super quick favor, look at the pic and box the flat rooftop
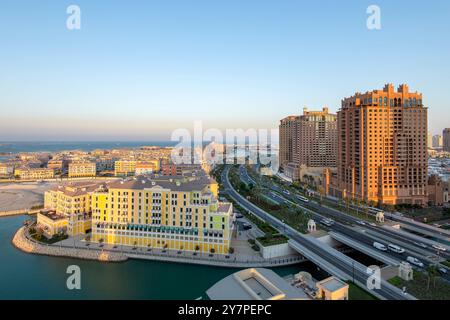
[39,210,66,221]
[206,268,309,300]
[317,277,348,292]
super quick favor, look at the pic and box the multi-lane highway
[223,165,416,300]
[240,165,450,266]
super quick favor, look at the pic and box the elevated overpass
[328,232,400,266]
[222,166,416,300]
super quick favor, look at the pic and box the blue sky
[0,0,449,141]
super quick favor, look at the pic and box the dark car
[242,223,253,230]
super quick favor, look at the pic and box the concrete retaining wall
[12,226,128,262]
[256,240,297,259]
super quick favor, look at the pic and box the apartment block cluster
[37,166,235,254]
[0,146,174,180]
[428,128,450,152]
[279,84,448,207]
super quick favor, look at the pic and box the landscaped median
[12,226,128,262]
[388,271,450,300]
[346,282,378,300]
[227,165,312,233]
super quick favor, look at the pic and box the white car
[320,218,335,227]
[432,244,447,252]
[438,267,448,275]
[369,223,377,227]
[356,220,366,226]
[406,256,424,268]
[388,244,405,254]
[373,242,388,251]
[414,242,427,249]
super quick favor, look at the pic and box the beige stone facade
[336,84,428,206]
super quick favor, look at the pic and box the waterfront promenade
[12,226,305,268]
[0,208,42,218]
[12,226,128,262]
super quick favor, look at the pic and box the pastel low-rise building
[47,159,67,174]
[37,210,68,238]
[135,160,160,175]
[0,162,14,177]
[161,163,202,176]
[68,161,96,178]
[14,167,55,180]
[44,181,105,236]
[114,160,137,176]
[315,277,349,300]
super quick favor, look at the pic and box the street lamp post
[352,261,355,283]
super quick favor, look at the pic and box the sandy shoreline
[0,182,57,211]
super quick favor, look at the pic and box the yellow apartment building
[68,161,97,178]
[0,163,14,177]
[43,182,103,236]
[114,160,137,176]
[135,160,160,175]
[36,211,68,238]
[14,167,55,180]
[91,174,234,254]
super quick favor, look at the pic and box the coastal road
[242,165,450,262]
[222,165,415,300]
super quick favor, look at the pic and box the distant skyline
[1,0,449,141]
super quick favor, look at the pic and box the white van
[373,242,387,251]
[388,244,405,254]
[406,256,424,268]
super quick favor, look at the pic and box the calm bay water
[0,215,324,300]
[0,142,322,299]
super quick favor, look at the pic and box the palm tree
[210,248,215,256]
[345,197,350,213]
[427,265,439,290]
[364,207,370,219]
[194,245,200,255]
